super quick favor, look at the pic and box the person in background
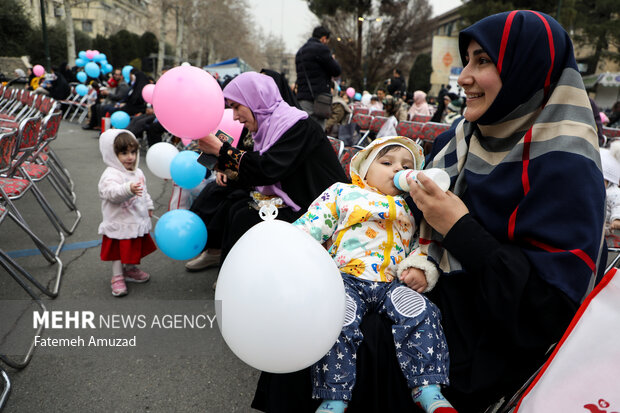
[386,68,406,98]
[407,90,433,120]
[296,26,342,129]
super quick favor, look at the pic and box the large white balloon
[215,220,345,373]
[145,142,179,179]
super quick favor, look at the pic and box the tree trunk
[63,0,76,65]
[157,1,167,78]
[175,7,184,66]
[196,43,203,67]
[356,17,363,88]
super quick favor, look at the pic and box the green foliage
[458,0,619,74]
[0,0,33,56]
[408,54,432,93]
[140,32,159,57]
[26,23,90,67]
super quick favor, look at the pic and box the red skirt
[100,234,157,264]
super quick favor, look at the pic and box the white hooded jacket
[98,129,153,239]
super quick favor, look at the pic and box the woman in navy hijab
[407,10,606,411]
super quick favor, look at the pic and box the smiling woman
[407,10,607,410]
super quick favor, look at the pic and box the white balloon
[145,142,179,179]
[181,62,191,67]
[216,220,345,373]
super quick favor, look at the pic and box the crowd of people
[4,8,617,413]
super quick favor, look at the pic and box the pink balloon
[214,108,244,147]
[346,87,355,98]
[181,138,193,146]
[152,66,224,140]
[33,65,45,77]
[142,84,155,104]
[85,50,96,60]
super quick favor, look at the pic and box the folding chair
[68,93,90,123]
[419,122,451,152]
[395,120,425,144]
[0,199,63,297]
[412,114,432,123]
[0,250,47,369]
[351,113,372,146]
[339,145,364,182]
[349,106,370,123]
[0,366,9,410]
[32,111,74,193]
[602,126,620,139]
[0,121,68,253]
[365,115,389,144]
[326,135,344,159]
[11,116,81,236]
[369,109,385,117]
[25,111,76,202]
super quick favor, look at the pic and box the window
[82,20,93,33]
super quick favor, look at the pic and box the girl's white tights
[112,260,123,277]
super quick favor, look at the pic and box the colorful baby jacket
[294,182,415,282]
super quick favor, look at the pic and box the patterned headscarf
[223,72,308,210]
[420,11,605,303]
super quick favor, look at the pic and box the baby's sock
[412,384,456,413]
[316,399,348,413]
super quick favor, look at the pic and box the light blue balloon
[75,58,86,67]
[110,111,130,129]
[154,209,207,260]
[76,71,87,83]
[84,61,100,78]
[78,51,87,60]
[102,63,113,75]
[94,53,107,62]
[122,65,133,83]
[170,151,207,189]
[75,84,88,96]
[354,92,362,101]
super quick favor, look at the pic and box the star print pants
[312,274,450,401]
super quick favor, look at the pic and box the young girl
[98,129,156,296]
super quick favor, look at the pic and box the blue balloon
[75,84,89,96]
[154,210,207,260]
[94,53,107,62]
[122,65,133,83]
[75,58,86,67]
[101,63,113,75]
[76,71,87,83]
[84,61,100,78]
[78,51,87,60]
[170,151,207,189]
[110,111,130,129]
[354,92,362,101]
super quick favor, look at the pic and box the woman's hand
[198,134,224,155]
[408,172,468,236]
[215,171,227,187]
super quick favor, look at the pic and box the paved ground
[0,121,260,412]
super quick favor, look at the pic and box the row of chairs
[0,86,80,409]
[59,84,93,123]
[350,105,434,124]
[350,113,451,148]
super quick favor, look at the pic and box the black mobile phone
[196,130,235,170]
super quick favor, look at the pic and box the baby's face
[365,147,414,196]
[117,149,137,171]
